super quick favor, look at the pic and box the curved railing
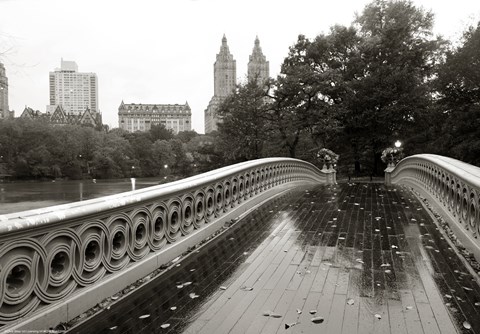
[386,154,480,256]
[0,158,330,329]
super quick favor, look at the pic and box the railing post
[384,164,395,185]
[324,168,337,185]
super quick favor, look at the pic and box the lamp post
[131,166,136,190]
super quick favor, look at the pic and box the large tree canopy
[433,21,480,165]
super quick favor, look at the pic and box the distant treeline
[0,120,226,180]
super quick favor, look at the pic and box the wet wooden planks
[183,183,465,334]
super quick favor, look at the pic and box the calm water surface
[0,178,165,215]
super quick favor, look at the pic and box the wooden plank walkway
[69,183,480,334]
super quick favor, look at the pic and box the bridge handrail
[387,153,480,257]
[0,157,331,328]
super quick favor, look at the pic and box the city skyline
[1,0,479,133]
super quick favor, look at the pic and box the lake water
[0,178,166,215]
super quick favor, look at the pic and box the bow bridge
[1,155,480,333]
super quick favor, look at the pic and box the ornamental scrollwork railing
[386,154,480,249]
[0,158,330,328]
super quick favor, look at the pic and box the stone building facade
[118,101,191,134]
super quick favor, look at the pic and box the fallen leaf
[183,281,192,286]
[109,326,117,330]
[220,286,227,290]
[111,296,119,300]
[160,324,170,329]
[296,309,302,314]
[176,285,183,289]
[391,245,398,249]
[172,256,181,263]
[375,314,382,320]
[385,269,392,274]
[170,306,177,310]
[270,313,282,318]
[189,293,199,299]
[380,263,391,267]
[311,316,324,324]
[445,294,452,299]
[463,287,473,291]
[475,302,480,306]
[406,306,413,310]
[285,322,298,329]
[139,314,150,319]
[464,321,471,329]
[262,311,271,316]
[347,298,355,305]
[242,287,253,291]
[309,310,317,314]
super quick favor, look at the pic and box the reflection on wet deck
[69,183,480,334]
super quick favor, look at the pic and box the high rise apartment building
[0,62,11,119]
[204,36,269,133]
[48,59,98,115]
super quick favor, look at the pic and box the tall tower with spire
[248,36,269,85]
[0,62,11,119]
[205,35,237,133]
[214,35,237,97]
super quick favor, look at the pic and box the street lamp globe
[394,140,402,148]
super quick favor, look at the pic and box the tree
[217,80,270,161]
[434,21,480,165]
[342,0,443,174]
[151,140,175,175]
[149,124,174,142]
[268,36,319,158]
[176,130,198,143]
[169,139,190,175]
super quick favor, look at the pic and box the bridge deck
[70,183,480,334]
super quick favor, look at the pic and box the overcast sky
[1,0,479,133]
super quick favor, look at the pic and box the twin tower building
[204,35,270,133]
[118,35,269,134]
